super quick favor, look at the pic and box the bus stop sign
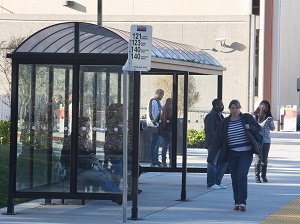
[128,25,152,71]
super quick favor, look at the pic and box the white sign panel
[128,25,152,71]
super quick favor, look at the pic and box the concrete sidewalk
[1,131,300,223]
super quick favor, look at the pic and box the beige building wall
[1,0,250,15]
[0,0,256,114]
[0,14,255,113]
[2,0,300,123]
[272,0,300,120]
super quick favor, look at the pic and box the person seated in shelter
[104,103,124,188]
[60,116,122,199]
[104,103,143,194]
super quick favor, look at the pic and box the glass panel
[140,74,173,168]
[76,66,126,194]
[16,64,72,192]
[176,75,185,168]
[185,75,218,169]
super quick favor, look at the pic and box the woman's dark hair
[164,98,172,115]
[162,98,172,133]
[253,100,272,122]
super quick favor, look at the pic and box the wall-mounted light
[63,1,74,7]
[215,38,226,47]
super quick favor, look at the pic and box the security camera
[215,38,226,42]
[215,38,226,47]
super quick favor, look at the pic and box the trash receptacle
[139,119,151,162]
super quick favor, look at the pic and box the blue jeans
[149,127,162,163]
[77,168,122,193]
[110,158,123,186]
[162,129,172,161]
[227,150,253,205]
[254,143,270,165]
[207,149,228,187]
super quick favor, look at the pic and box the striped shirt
[227,119,252,151]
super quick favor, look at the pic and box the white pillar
[258,0,266,103]
[272,0,281,120]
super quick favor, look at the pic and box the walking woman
[207,99,261,211]
[253,100,275,183]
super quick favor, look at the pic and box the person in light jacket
[207,99,261,212]
[252,100,275,183]
[146,89,164,167]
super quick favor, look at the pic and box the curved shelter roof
[11,22,224,75]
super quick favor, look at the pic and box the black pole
[171,73,178,168]
[29,65,36,189]
[70,62,80,195]
[105,71,110,108]
[6,60,18,215]
[217,75,223,100]
[180,72,189,201]
[118,71,122,103]
[45,65,54,205]
[64,68,70,140]
[92,73,98,152]
[97,0,102,26]
[130,71,141,220]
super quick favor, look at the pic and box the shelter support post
[130,71,141,220]
[180,72,189,201]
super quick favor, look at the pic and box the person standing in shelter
[252,100,275,183]
[204,99,228,190]
[207,99,261,211]
[146,89,164,167]
[161,98,172,167]
[52,94,63,131]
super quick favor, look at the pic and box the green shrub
[0,144,10,208]
[16,148,60,189]
[187,129,206,148]
[0,119,11,208]
[0,119,34,208]
[0,119,10,145]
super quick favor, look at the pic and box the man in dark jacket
[204,99,228,190]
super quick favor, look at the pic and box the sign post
[122,25,152,222]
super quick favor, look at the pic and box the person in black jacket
[204,99,228,190]
[207,100,261,212]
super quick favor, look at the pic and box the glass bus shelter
[6,22,224,218]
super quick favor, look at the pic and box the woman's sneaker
[218,184,227,189]
[209,184,221,190]
[239,204,246,211]
[234,204,240,210]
